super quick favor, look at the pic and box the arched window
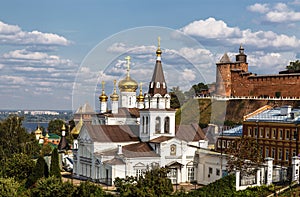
[156,82,160,88]
[146,117,149,133]
[129,97,132,106]
[170,144,176,156]
[142,116,145,133]
[164,117,170,133]
[155,117,161,133]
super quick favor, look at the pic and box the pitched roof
[75,103,96,114]
[100,142,159,158]
[103,158,125,165]
[101,107,140,118]
[84,124,139,142]
[149,136,173,143]
[175,123,206,142]
[148,60,168,96]
[218,53,231,63]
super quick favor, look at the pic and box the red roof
[175,123,206,142]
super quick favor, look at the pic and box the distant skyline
[1,0,300,110]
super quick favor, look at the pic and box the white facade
[120,92,136,108]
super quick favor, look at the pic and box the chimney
[117,145,123,155]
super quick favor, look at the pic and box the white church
[72,39,208,185]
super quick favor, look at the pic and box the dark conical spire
[58,123,69,151]
[148,37,167,96]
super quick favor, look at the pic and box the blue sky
[1,0,300,110]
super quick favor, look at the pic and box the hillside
[176,98,300,126]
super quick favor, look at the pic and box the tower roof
[219,53,231,63]
[148,37,168,96]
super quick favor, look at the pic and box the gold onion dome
[137,83,144,102]
[118,56,138,92]
[35,127,42,134]
[99,81,108,102]
[110,80,119,101]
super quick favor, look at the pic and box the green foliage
[114,167,173,197]
[286,60,300,71]
[226,136,263,176]
[26,156,49,188]
[0,116,40,158]
[31,176,75,197]
[0,177,21,197]
[1,153,35,182]
[74,181,106,197]
[184,82,208,98]
[41,143,53,156]
[170,86,186,109]
[48,119,66,136]
[50,148,61,180]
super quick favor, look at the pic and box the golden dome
[137,82,144,102]
[34,127,42,134]
[110,80,119,101]
[99,81,108,102]
[118,76,138,92]
[118,56,138,92]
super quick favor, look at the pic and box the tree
[226,136,263,176]
[1,153,35,183]
[184,82,208,98]
[26,156,49,188]
[114,167,173,197]
[0,177,21,197]
[169,86,186,109]
[48,119,66,136]
[0,116,40,158]
[31,176,75,197]
[286,60,300,71]
[49,148,61,180]
[74,181,106,197]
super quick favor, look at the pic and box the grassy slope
[176,99,300,126]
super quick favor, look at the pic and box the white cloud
[247,3,270,13]
[248,2,300,23]
[181,17,241,39]
[181,17,300,50]
[0,20,70,46]
[182,69,196,81]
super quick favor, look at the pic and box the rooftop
[220,125,243,137]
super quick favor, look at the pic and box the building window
[155,117,161,133]
[279,129,283,139]
[293,149,296,157]
[266,128,270,138]
[272,148,275,158]
[156,82,160,88]
[136,169,145,178]
[216,169,220,176]
[218,140,222,148]
[142,116,145,133]
[150,82,154,88]
[278,149,282,160]
[254,127,258,137]
[146,117,149,133]
[222,140,226,148]
[164,117,170,133]
[285,149,289,161]
[170,144,176,156]
[286,129,290,140]
[248,127,252,136]
[163,82,166,89]
[293,130,297,140]
[187,166,195,182]
[272,129,277,139]
[266,147,269,157]
[209,167,213,174]
[260,127,264,138]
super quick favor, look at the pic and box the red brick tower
[215,45,248,96]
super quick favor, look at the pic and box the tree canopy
[50,148,61,180]
[114,167,173,197]
[226,136,263,176]
[286,60,300,71]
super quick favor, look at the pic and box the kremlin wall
[215,46,300,98]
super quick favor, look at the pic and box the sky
[1,0,300,110]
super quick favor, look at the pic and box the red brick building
[215,46,300,98]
